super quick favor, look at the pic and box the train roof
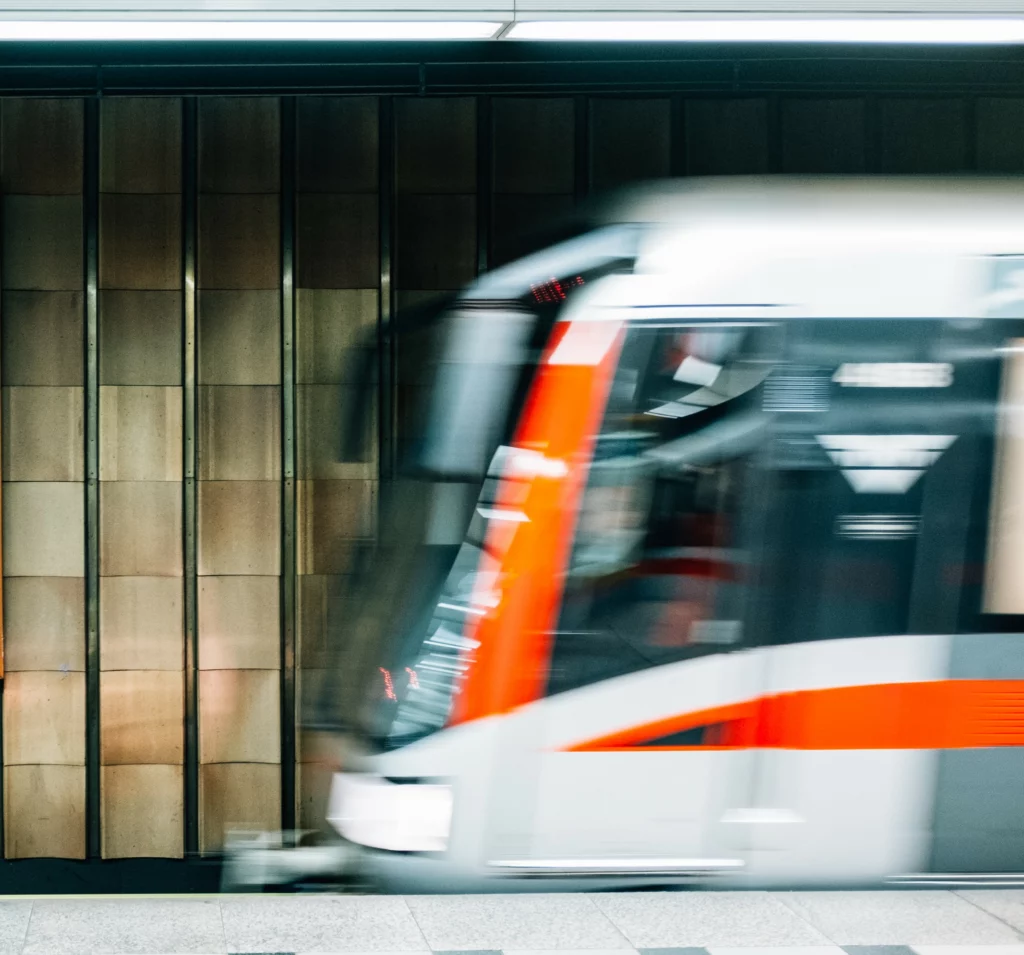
[575,178,1024,319]
[598,176,1024,232]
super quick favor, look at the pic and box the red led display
[530,275,585,304]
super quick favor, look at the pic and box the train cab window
[545,323,775,698]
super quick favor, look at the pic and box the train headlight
[327,773,453,853]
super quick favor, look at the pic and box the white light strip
[507,18,1024,44]
[0,20,502,41]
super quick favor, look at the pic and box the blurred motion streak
[227,178,1024,893]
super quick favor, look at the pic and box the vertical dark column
[964,97,978,171]
[767,94,783,173]
[84,95,101,863]
[670,94,688,177]
[865,96,881,174]
[574,95,590,203]
[378,97,396,483]
[476,95,492,276]
[279,96,297,837]
[182,96,199,857]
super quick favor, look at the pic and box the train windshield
[306,225,640,749]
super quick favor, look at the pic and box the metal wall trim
[670,93,687,177]
[476,94,492,276]
[5,49,1024,98]
[280,94,297,838]
[964,95,978,170]
[182,95,199,858]
[574,94,590,203]
[767,92,783,172]
[84,94,101,863]
[865,94,881,173]
[379,96,396,484]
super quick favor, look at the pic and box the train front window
[361,229,641,751]
[546,323,777,698]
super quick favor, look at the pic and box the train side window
[544,323,773,698]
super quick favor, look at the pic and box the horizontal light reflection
[508,18,1024,44]
[0,19,502,41]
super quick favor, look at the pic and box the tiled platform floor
[0,889,1022,955]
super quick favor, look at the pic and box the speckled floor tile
[0,901,32,955]
[22,898,227,954]
[405,894,631,951]
[222,896,428,954]
[780,892,1019,946]
[955,891,1024,936]
[589,892,831,949]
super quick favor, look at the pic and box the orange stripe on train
[564,680,1024,751]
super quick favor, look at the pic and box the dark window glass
[546,323,776,697]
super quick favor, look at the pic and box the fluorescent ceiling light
[0,19,502,41]
[507,18,1024,44]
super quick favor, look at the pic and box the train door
[485,317,781,873]
[749,314,1024,882]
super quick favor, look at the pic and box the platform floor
[0,889,1022,955]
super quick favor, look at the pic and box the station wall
[2,91,1023,861]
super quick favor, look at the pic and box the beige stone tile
[297,96,378,193]
[2,98,83,195]
[99,386,182,481]
[2,386,84,482]
[198,481,280,576]
[880,97,966,174]
[99,194,181,290]
[1,291,83,386]
[200,762,280,854]
[296,574,348,670]
[4,670,85,765]
[102,763,183,858]
[198,290,280,385]
[395,194,476,291]
[2,195,83,291]
[198,195,280,290]
[100,481,183,577]
[492,193,573,268]
[297,756,334,833]
[493,97,575,194]
[686,97,770,175]
[297,480,376,575]
[297,384,375,480]
[590,97,671,191]
[101,97,182,194]
[3,482,85,577]
[296,193,378,290]
[100,576,182,671]
[99,290,182,386]
[781,98,867,174]
[200,668,280,764]
[199,97,280,194]
[5,764,85,859]
[101,670,183,765]
[4,577,84,672]
[197,386,281,481]
[395,97,476,194]
[198,576,279,670]
[295,288,376,384]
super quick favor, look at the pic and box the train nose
[327,773,454,854]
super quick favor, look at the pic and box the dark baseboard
[0,857,223,895]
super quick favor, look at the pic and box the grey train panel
[931,633,1024,873]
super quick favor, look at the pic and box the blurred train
[243,179,1024,891]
